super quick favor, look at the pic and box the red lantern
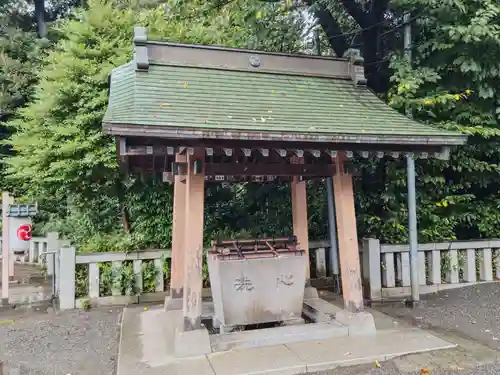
[16,224,32,241]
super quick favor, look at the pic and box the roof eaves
[102,123,468,147]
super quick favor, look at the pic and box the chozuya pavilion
[103,27,467,357]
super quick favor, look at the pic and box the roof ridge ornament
[133,26,149,71]
[346,48,367,87]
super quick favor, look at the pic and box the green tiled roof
[103,62,466,145]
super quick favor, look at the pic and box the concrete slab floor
[300,333,500,375]
[317,290,414,331]
[211,320,348,352]
[285,328,455,373]
[117,304,456,375]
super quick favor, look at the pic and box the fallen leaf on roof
[184,82,189,88]
[252,118,257,122]
[160,103,170,107]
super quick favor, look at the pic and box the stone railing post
[59,246,76,310]
[46,232,59,276]
[315,247,327,278]
[361,238,381,301]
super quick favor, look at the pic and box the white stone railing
[361,238,500,300]
[58,240,331,310]
[0,232,61,266]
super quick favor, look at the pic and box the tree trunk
[34,0,47,38]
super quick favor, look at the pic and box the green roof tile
[103,62,466,146]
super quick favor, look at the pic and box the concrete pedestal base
[219,323,238,335]
[163,296,183,311]
[334,310,376,336]
[304,286,319,299]
[174,327,212,357]
[117,305,457,375]
[303,297,376,336]
[281,317,305,326]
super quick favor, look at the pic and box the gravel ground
[307,362,500,374]
[376,282,500,350]
[0,307,122,375]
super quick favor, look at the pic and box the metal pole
[314,26,341,293]
[404,13,420,303]
[326,179,340,290]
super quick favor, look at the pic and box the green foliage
[4,0,306,251]
[357,0,500,243]
[74,256,169,299]
[142,260,158,293]
[3,0,500,273]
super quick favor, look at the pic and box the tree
[356,0,500,242]
[232,0,397,93]
[6,0,306,247]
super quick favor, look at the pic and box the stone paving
[116,301,456,375]
[0,263,45,285]
[0,263,52,307]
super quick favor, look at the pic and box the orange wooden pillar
[291,176,310,280]
[333,154,364,312]
[181,148,205,331]
[166,154,187,310]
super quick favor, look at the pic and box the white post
[382,253,396,288]
[495,250,500,280]
[429,250,441,285]
[133,260,142,294]
[88,263,100,299]
[46,232,59,276]
[445,250,459,284]
[479,248,493,281]
[1,192,12,304]
[154,258,164,292]
[59,246,76,310]
[315,247,327,278]
[418,252,426,285]
[362,238,381,300]
[29,240,35,263]
[463,249,476,282]
[111,261,123,296]
[401,252,411,287]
